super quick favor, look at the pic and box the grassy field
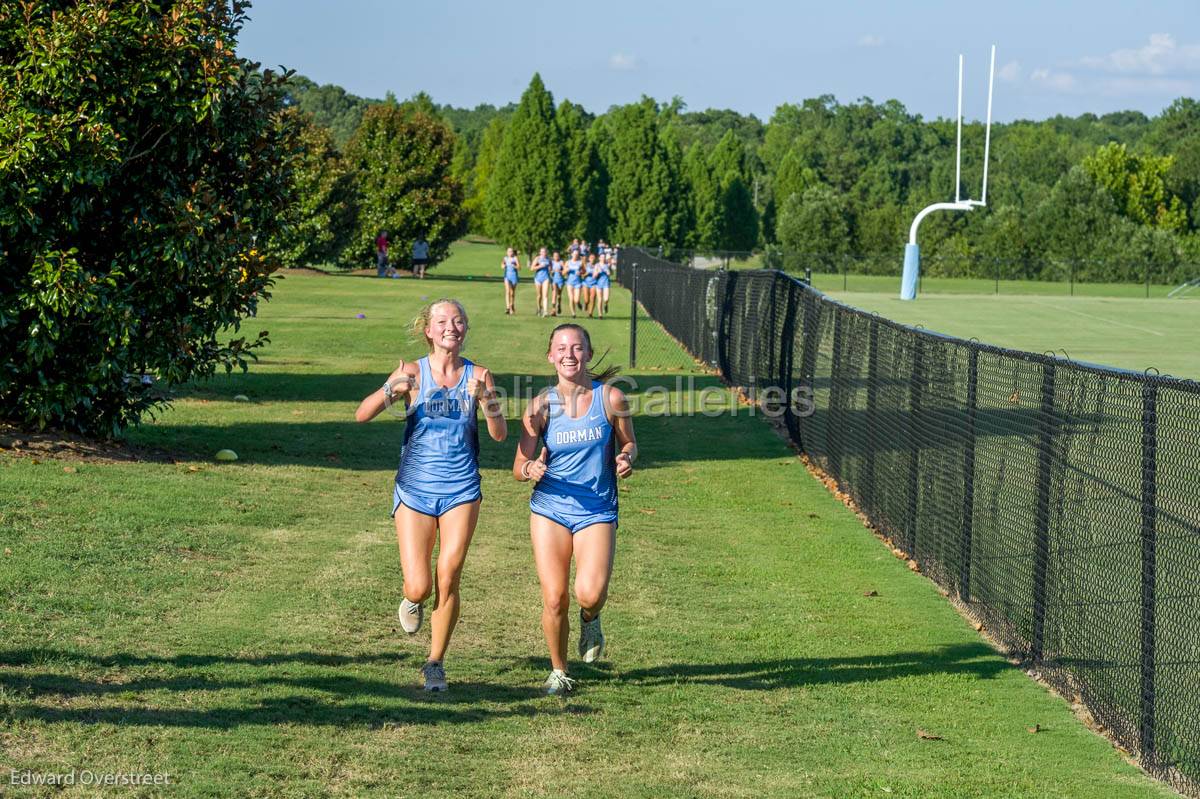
[821,289,1199,379]
[0,241,1178,797]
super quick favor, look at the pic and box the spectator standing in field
[502,247,521,315]
[513,323,637,695]
[354,299,507,692]
[376,230,390,278]
[412,236,431,279]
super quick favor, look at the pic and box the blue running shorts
[393,484,482,518]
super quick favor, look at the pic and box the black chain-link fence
[620,247,1200,796]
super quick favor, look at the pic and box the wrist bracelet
[381,381,394,401]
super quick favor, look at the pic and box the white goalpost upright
[900,45,997,300]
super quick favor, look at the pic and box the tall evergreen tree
[605,99,689,248]
[557,100,608,241]
[716,172,759,251]
[466,116,506,233]
[683,144,719,248]
[486,74,572,255]
[708,131,759,250]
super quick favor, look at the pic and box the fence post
[864,322,880,512]
[629,262,638,369]
[717,271,739,381]
[828,310,845,481]
[799,292,820,408]
[1145,261,1151,298]
[905,337,924,556]
[1031,360,1056,662]
[780,280,801,446]
[1140,381,1159,766]
[960,346,979,602]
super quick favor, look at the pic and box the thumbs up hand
[384,359,415,403]
[467,366,492,401]
[524,447,549,482]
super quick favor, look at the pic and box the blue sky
[238,0,1199,122]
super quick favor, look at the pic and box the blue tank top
[504,255,518,271]
[396,357,479,496]
[531,382,617,514]
[533,256,549,274]
[551,259,564,275]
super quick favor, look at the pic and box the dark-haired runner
[513,324,637,695]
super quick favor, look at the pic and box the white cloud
[858,34,884,48]
[1079,33,1200,75]
[998,61,1021,82]
[1031,67,1077,92]
[608,52,638,71]
[1099,76,1194,96]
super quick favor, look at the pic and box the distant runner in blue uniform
[532,246,552,317]
[550,251,566,317]
[565,252,584,317]
[583,253,598,317]
[595,255,612,318]
[513,323,638,695]
[502,247,521,315]
[355,299,507,692]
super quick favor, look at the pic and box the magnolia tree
[0,0,300,435]
[342,103,466,268]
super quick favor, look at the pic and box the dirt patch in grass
[0,421,177,464]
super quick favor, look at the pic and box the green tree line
[287,74,1200,282]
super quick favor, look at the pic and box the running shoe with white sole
[578,611,605,663]
[421,660,447,692]
[398,598,423,634]
[543,669,576,696]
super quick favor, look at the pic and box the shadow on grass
[130,372,754,470]
[0,648,587,728]
[126,413,778,471]
[173,372,724,405]
[510,642,1009,691]
[615,642,1010,689]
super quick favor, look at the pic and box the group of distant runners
[502,239,618,318]
[355,297,636,696]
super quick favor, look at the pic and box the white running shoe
[421,660,447,692]
[578,611,605,663]
[398,598,423,634]
[544,669,576,696]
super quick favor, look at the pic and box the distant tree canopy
[285,71,1200,281]
[343,104,466,266]
[263,112,358,270]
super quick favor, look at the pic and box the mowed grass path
[0,242,1175,798]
